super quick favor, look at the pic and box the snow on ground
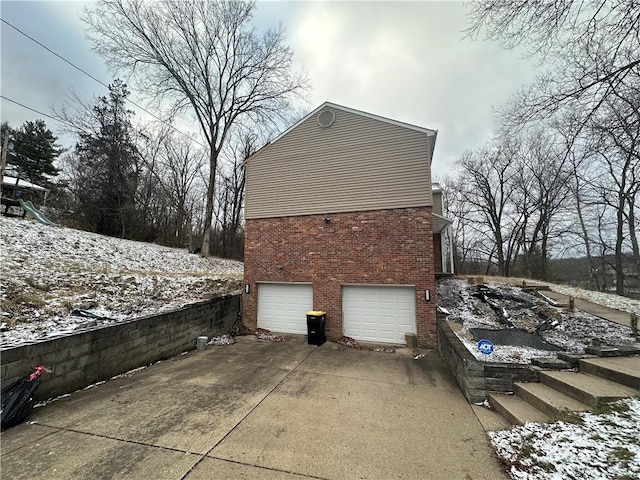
[549,284,640,316]
[489,398,640,480]
[438,279,636,364]
[440,278,640,479]
[0,216,243,346]
[489,276,640,316]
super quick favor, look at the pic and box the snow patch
[489,398,640,480]
[0,216,243,346]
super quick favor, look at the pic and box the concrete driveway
[1,336,507,479]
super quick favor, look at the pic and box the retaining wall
[0,294,240,400]
[437,314,539,403]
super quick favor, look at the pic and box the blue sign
[477,339,494,355]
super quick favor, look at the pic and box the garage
[257,283,313,334]
[342,285,416,344]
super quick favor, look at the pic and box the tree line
[2,0,306,260]
[446,0,639,298]
[1,81,249,259]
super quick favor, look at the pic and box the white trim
[433,212,453,225]
[255,281,313,285]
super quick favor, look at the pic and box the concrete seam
[179,345,318,480]
[23,423,202,456]
[205,455,331,480]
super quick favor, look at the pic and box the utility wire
[1,18,208,149]
[1,95,78,131]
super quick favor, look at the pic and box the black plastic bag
[1,366,47,430]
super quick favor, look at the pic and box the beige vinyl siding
[246,107,433,219]
[432,190,444,216]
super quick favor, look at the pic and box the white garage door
[258,283,313,334]
[343,285,416,344]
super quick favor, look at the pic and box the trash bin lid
[306,310,326,316]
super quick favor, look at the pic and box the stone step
[488,392,548,426]
[514,382,591,419]
[579,356,640,390]
[540,370,640,408]
[557,352,596,367]
[585,345,640,357]
[530,357,571,369]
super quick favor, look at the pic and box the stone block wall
[437,314,539,403]
[243,207,438,347]
[0,294,240,401]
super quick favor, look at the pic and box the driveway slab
[185,457,313,479]
[297,343,459,390]
[1,429,200,480]
[0,336,506,479]
[211,348,504,480]
[25,349,296,454]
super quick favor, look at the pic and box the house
[1,175,49,215]
[242,102,452,348]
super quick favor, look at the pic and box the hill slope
[0,216,243,346]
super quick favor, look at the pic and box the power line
[1,95,78,131]
[1,18,207,149]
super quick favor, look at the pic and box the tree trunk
[615,192,625,296]
[200,150,217,257]
[628,196,640,275]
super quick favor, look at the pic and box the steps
[489,392,548,425]
[489,355,640,425]
[579,356,640,390]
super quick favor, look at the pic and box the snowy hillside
[0,216,243,346]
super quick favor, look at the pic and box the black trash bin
[306,310,326,346]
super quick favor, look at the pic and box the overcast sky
[0,1,539,179]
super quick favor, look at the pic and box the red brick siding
[243,207,438,348]
[433,233,442,273]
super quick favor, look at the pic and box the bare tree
[83,0,308,256]
[466,0,640,123]
[456,140,524,276]
[589,91,640,295]
[510,130,573,279]
[442,175,495,274]
[136,125,207,248]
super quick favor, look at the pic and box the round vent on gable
[317,109,335,128]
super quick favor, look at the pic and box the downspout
[448,226,454,274]
[441,230,447,274]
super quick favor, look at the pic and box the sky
[0,1,540,179]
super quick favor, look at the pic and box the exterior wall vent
[317,109,335,128]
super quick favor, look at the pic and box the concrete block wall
[244,207,438,347]
[437,315,539,403]
[1,294,240,401]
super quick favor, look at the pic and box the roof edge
[249,101,438,160]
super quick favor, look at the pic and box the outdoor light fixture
[245,284,250,294]
[425,289,430,301]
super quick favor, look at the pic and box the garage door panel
[343,285,416,344]
[258,283,312,334]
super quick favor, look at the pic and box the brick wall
[0,294,240,401]
[243,207,437,347]
[433,233,442,273]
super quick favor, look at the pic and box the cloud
[2,0,539,178]
[268,1,538,177]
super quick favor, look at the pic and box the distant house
[1,175,48,214]
[242,102,452,348]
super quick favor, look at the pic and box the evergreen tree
[5,120,62,185]
[74,80,140,237]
